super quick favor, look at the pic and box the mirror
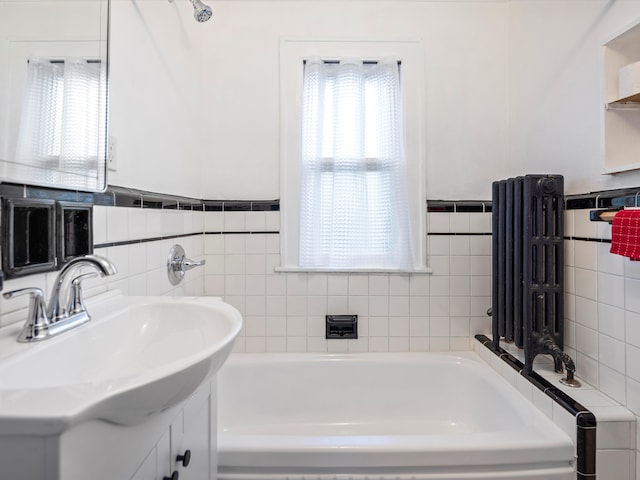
[0,0,109,192]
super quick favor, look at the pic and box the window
[299,58,412,270]
[280,39,426,272]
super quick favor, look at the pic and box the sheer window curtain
[14,57,105,189]
[299,57,414,270]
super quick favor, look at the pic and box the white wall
[508,0,640,195]
[108,0,205,198]
[200,0,509,201]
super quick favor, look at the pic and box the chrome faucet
[3,254,117,342]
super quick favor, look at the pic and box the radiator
[491,175,564,374]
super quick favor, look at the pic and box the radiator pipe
[533,332,581,388]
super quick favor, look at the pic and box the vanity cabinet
[131,378,216,480]
[0,378,218,480]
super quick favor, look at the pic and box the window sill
[274,266,433,274]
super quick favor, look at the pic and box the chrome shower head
[190,0,212,22]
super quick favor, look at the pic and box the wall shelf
[602,18,640,172]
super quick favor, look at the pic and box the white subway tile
[575,296,598,329]
[599,303,625,341]
[348,274,369,295]
[266,317,286,336]
[409,274,430,296]
[244,296,266,317]
[244,316,266,336]
[428,235,450,256]
[369,317,389,336]
[409,316,429,337]
[245,211,266,232]
[450,256,471,276]
[389,337,410,352]
[389,296,410,316]
[430,276,450,296]
[327,295,348,313]
[245,254,266,274]
[369,295,389,316]
[427,212,449,233]
[307,274,328,296]
[409,336,429,351]
[287,337,307,353]
[225,254,245,274]
[469,212,491,233]
[266,337,287,353]
[369,274,390,296]
[286,316,307,337]
[449,236,470,255]
[327,274,348,295]
[245,275,266,295]
[205,212,224,232]
[245,337,266,353]
[597,449,631,480]
[599,333,626,373]
[347,295,368,316]
[265,211,280,231]
[469,236,491,256]
[575,240,598,270]
[224,211,245,231]
[286,296,307,316]
[575,267,598,301]
[430,337,450,352]
[328,338,349,353]
[224,234,246,254]
[626,311,640,348]
[430,316,450,336]
[598,272,625,307]
[389,275,410,296]
[625,277,640,313]
[450,213,470,233]
[92,205,108,244]
[106,207,129,242]
[598,242,625,275]
[389,316,410,337]
[286,273,308,295]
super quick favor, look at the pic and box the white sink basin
[0,291,242,435]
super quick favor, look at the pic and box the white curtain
[14,57,105,189]
[299,57,413,270]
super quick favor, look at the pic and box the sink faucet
[3,254,117,342]
[47,254,117,322]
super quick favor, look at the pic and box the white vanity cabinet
[0,378,217,480]
[132,378,216,480]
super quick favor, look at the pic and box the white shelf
[603,18,640,172]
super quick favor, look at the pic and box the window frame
[279,39,427,273]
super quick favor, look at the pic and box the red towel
[610,209,640,261]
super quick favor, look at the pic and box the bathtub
[217,352,575,480]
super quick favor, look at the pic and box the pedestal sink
[0,291,242,436]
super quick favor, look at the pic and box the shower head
[190,0,212,22]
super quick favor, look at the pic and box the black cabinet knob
[163,471,179,480]
[177,449,191,467]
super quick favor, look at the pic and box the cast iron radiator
[491,174,572,377]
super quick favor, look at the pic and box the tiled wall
[564,206,640,478]
[202,206,493,354]
[0,204,205,328]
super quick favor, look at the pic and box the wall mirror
[0,0,109,192]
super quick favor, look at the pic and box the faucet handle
[67,272,98,316]
[3,288,50,342]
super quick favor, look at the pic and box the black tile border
[475,334,596,478]
[565,187,640,210]
[0,183,281,212]
[94,230,279,249]
[426,200,492,213]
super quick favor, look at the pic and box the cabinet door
[129,448,157,480]
[172,382,213,480]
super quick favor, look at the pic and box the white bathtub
[217,352,575,480]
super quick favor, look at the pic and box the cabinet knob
[163,471,179,480]
[177,449,191,467]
